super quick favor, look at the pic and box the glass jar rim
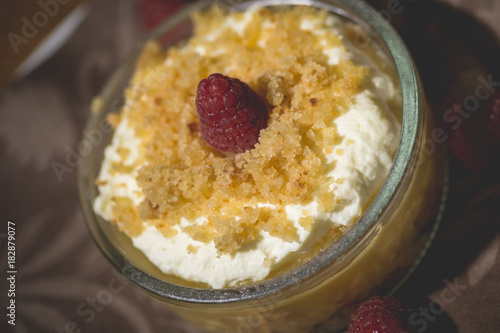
[78,0,420,304]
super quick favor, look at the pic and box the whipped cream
[94,7,401,288]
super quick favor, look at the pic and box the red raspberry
[444,103,495,173]
[348,296,411,333]
[196,74,268,154]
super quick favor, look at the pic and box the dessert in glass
[79,0,448,332]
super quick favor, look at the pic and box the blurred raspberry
[139,0,186,31]
[443,103,495,173]
[196,73,268,154]
[348,296,412,333]
[487,90,500,142]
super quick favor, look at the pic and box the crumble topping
[101,6,369,255]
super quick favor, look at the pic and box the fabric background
[0,0,499,332]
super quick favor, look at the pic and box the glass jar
[78,0,448,331]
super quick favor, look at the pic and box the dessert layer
[94,5,401,288]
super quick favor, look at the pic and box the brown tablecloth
[0,0,499,332]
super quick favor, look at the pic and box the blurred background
[0,0,499,332]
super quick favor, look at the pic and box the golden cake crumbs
[110,197,144,237]
[186,245,200,254]
[106,113,121,128]
[102,6,369,255]
[299,216,314,231]
[116,147,131,161]
[155,220,179,238]
[95,179,107,186]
